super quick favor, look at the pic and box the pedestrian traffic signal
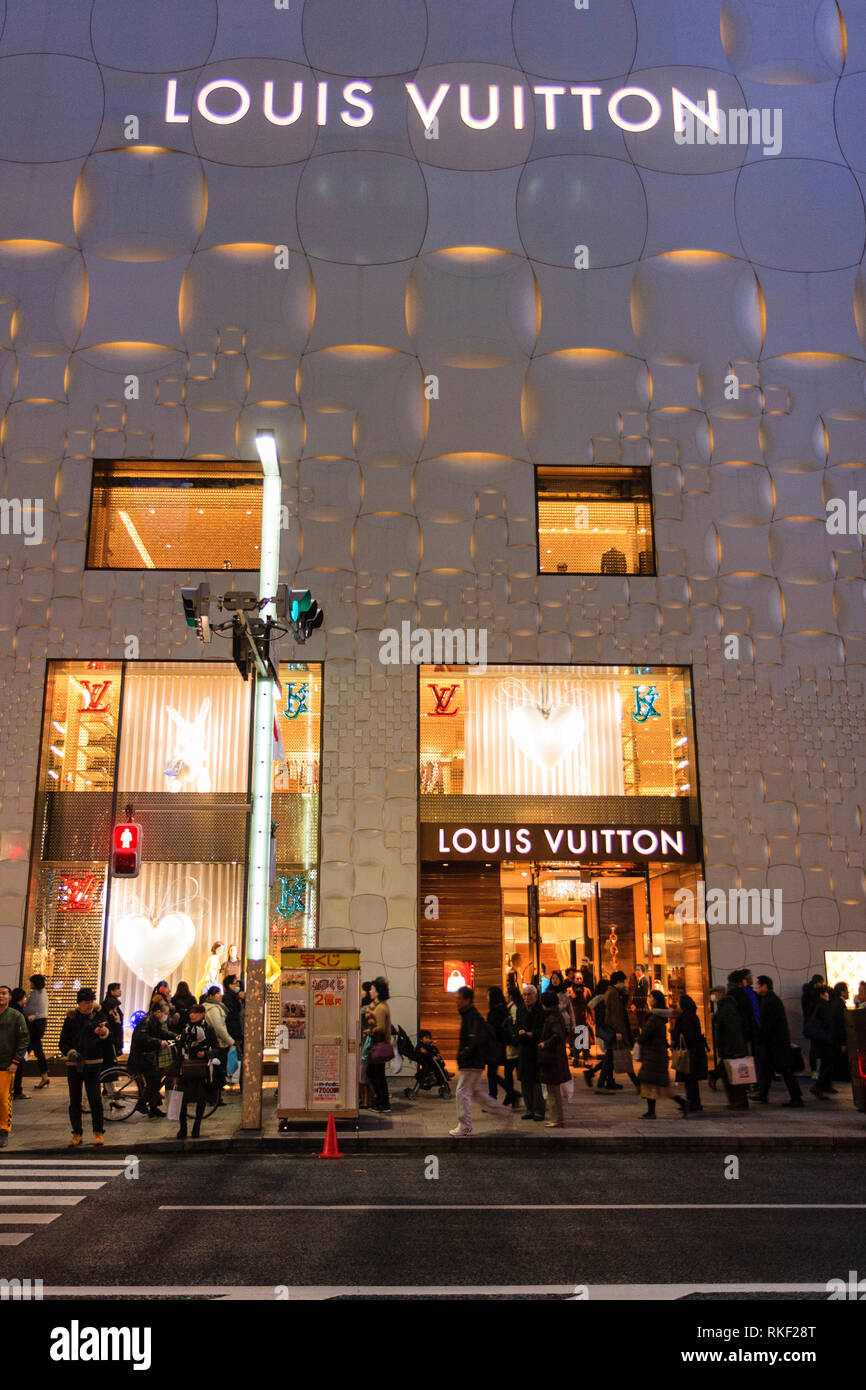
[111,821,142,878]
[286,588,324,644]
[180,582,211,643]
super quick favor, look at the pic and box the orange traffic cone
[318,1113,343,1159]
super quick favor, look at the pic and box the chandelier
[540,877,595,902]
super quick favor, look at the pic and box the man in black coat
[449,986,510,1137]
[755,975,803,1106]
[516,984,546,1121]
[58,987,111,1144]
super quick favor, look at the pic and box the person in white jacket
[202,986,232,1107]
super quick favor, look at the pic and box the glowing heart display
[507,704,585,770]
[112,911,196,981]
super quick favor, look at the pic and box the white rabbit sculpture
[164,698,212,793]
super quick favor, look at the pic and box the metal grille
[24,866,108,1055]
[420,794,695,827]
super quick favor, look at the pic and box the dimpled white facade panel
[0,0,864,1038]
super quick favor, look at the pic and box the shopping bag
[612,1047,633,1074]
[671,1047,691,1074]
[226,1045,239,1081]
[167,1085,183,1122]
[723,1055,756,1085]
[562,1078,574,1102]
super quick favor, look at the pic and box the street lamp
[241,430,284,1130]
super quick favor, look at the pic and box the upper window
[87,461,263,570]
[537,466,655,576]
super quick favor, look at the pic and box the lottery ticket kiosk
[278,948,361,1122]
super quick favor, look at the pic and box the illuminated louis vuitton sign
[163,77,720,138]
[421,822,698,862]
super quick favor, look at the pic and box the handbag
[369,1041,394,1064]
[724,1055,757,1085]
[181,1057,208,1080]
[612,1047,633,1073]
[167,1084,183,1122]
[671,1046,691,1074]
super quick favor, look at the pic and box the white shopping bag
[724,1055,757,1085]
[167,1085,183,1122]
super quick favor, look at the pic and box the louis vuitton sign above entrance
[422,823,698,863]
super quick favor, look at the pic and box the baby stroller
[400,1027,452,1099]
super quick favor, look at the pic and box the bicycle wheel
[100,1066,142,1121]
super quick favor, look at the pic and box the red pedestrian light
[111,822,142,878]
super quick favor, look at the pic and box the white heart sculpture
[507,704,585,770]
[113,911,196,981]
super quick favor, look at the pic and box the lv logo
[427,683,460,716]
[79,680,112,713]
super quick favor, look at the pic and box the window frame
[534,464,657,578]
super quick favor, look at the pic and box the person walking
[450,986,512,1137]
[715,971,751,1109]
[584,976,610,1088]
[707,986,726,1090]
[503,980,522,1105]
[636,990,677,1118]
[366,977,393,1114]
[599,971,637,1092]
[801,973,824,1075]
[568,973,592,1066]
[23,974,50,1090]
[9,989,29,1100]
[538,989,571,1127]
[755,975,803,1107]
[202,986,233,1106]
[129,999,175,1118]
[548,970,575,1062]
[222,975,245,1089]
[516,983,546,1121]
[671,993,708,1113]
[829,983,849,1085]
[175,1001,219,1139]
[0,984,29,1148]
[58,987,110,1146]
[486,986,519,1107]
[101,983,124,1056]
[806,985,836,1099]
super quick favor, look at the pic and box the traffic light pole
[242,435,283,1131]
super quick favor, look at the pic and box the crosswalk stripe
[0,1234,30,1245]
[0,1181,105,1190]
[0,1170,123,1178]
[2,1159,128,1166]
[0,1213,60,1224]
[1,1195,87,1206]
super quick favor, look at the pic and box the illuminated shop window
[536,466,655,576]
[87,461,264,570]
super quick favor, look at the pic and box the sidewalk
[3,1073,863,1155]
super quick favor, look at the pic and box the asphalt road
[2,1152,864,1299]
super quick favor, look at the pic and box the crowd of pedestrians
[0,968,245,1148]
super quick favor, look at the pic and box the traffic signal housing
[286,587,324,644]
[180,582,211,643]
[111,821,142,878]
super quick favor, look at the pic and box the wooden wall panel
[419,862,503,1062]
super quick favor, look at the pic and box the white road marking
[0,1234,30,1246]
[0,1213,60,1224]
[0,1195,87,1206]
[0,1170,123,1178]
[159,1202,866,1212]
[0,1159,127,1167]
[0,1181,105,1190]
[32,1282,841,1301]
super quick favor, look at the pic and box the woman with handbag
[366,977,393,1114]
[635,990,679,1118]
[538,989,571,1127]
[175,1002,218,1139]
[671,993,708,1113]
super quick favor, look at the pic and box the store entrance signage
[163,77,721,138]
[421,823,698,862]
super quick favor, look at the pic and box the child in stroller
[400,1027,452,1099]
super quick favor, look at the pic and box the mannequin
[222,944,241,979]
[204,941,225,989]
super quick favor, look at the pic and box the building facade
[1,0,865,1049]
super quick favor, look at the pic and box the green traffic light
[290,589,312,622]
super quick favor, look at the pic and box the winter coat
[456,1004,490,1070]
[129,1013,174,1074]
[827,995,847,1048]
[367,999,391,1046]
[203,998,233,1049]
[101,996,124,1056]
[0,1004,29,1069]
[672,1009,708,1080]
[487,1001,509,1065]
[223,988,244,1044]
[603,985,633,1046]
[538,1009,571,1085]
[636,1009,671,1088]
[516,1000,545,1084]
[569,984,589,1026]
[59,1008,111,1066]
[551,986,575,1033]
[171,993,195,1029]
[714,988,748,1058]
[757,990,792,1070]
